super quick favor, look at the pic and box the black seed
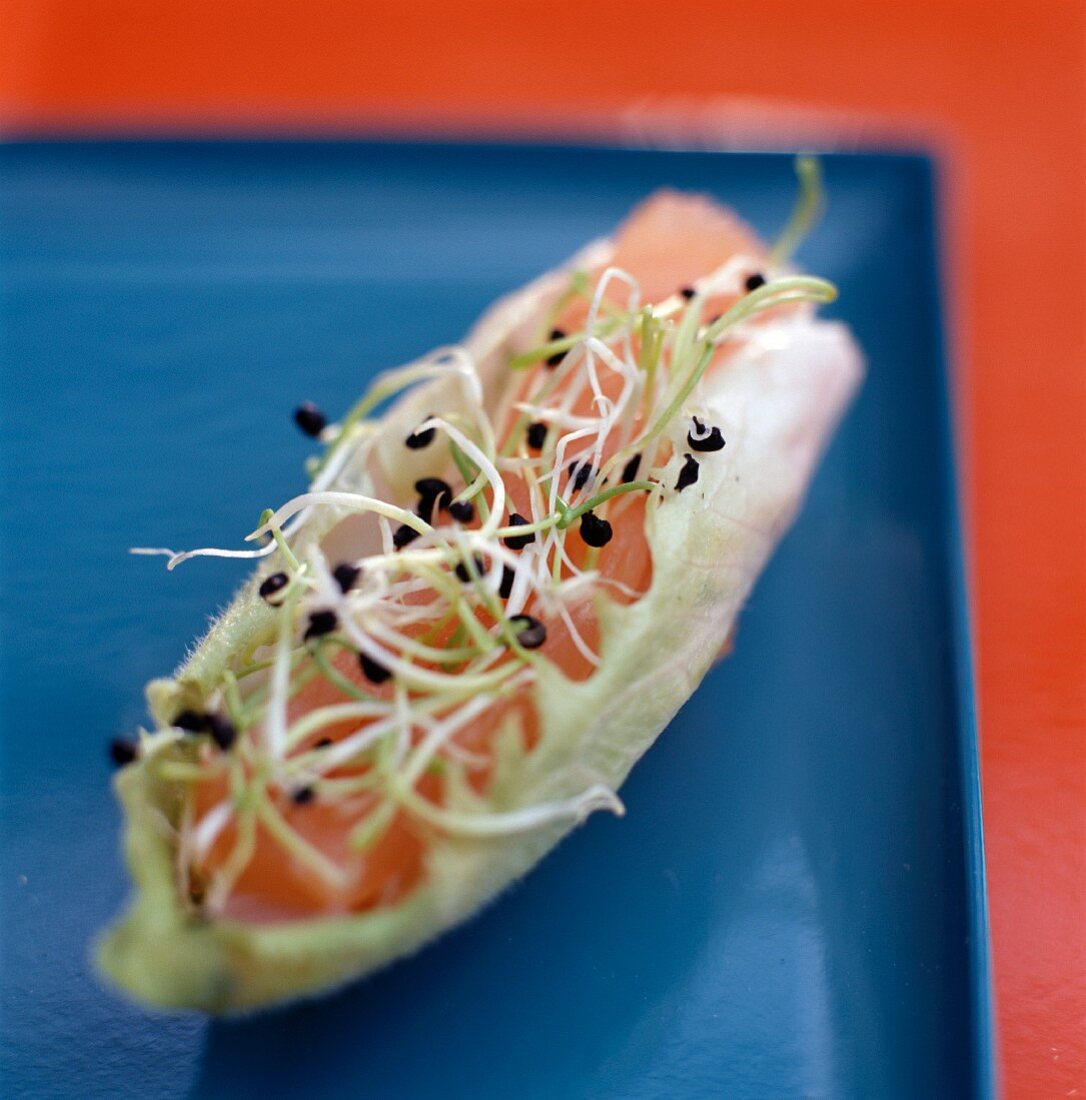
[294,401,327,438]
[526,421,548,451]
[503,513,535,550]
[578,510,613,548]
[174,707,234,750]
[415,476,452,500]
[259,571,289,603]
[291,785,316,805]
[207,714,237,752]
[679,285,697,299]
[621,453,642,484]
[405,419,436,450]
[109,738,138,766]
[676,453,700,492]
[315,737,333,748]
[174,709,210,733]
[744,272,767,292]
[686,416,726,453]
[499,565,515,600]
[393,523,421,549]
[304,610,338,640]
[510,614,547,649]
[448,499,475,523]
[415,477,453,523]
[568,459,596,492]
[332,562,361,593]
[545,328,567,368]
[359,652,392,684]
[455,555,487,583]
[415,476,452,505]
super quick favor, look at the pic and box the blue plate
[0,141,992,1098]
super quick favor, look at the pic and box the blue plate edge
[920,154,997,1099]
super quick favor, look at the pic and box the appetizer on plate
[98,162,862,1012]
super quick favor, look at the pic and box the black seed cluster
[503,513,535,550]
[545,329,567,368]
[686,415,726,453]
[448,499,475,523]
[173,709,235,751]
[578,510,613,548]
[294,402,327,438]
[174,709,209,733]
[676,453,700,492]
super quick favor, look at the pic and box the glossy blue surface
[0,142,990,1098]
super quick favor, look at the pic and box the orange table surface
[2,3,1084,1095]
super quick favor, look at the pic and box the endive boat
[98,164,862,1012]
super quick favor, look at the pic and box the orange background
[2,2,1083,1094]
